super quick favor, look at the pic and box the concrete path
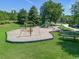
[62,24,79,31]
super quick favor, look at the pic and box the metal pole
[29,22,32,36]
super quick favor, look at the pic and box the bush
[0,20,11,25]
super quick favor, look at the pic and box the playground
[7,26,53,42]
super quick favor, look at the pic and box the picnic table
[60,30,79,40]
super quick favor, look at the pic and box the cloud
[25,0,34,5]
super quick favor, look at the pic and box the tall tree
[0,11,10,24]
[40,0,63,27]
[71,1,79,25]
[17,9,27,24]
[28,6,39,26]
[10,10,17,21]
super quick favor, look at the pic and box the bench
[60,30,79,40]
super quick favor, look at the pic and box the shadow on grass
[6,38,53,44]
[58,37,79,57]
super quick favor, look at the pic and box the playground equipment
[18,21,41,37]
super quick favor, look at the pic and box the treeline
[0,10,17,24]
[0,0,63,27]
[0,0,79,27]
[0,0,78,26]
[58,1,79,26]
[71,1,79,25]
[0,7,39,25]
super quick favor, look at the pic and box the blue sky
[0,0,76,15]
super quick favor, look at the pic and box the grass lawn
[59,25,72,31]
[0,23,79,59]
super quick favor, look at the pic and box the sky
[0,0,76,15]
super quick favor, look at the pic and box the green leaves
[17,9,27,24]
[10,10,17,21]
[28,6,39,26]
[71,1,79,25]
[0,11,10,24]
[40,0,63,27]
[0,0,63,27]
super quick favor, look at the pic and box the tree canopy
[0,11,10,24]
[40,0,63,27]
[0,0,63,27]
[10,10,17,21]
[71,1,79,25]
[17,9,27,24]
[28,6,39,26]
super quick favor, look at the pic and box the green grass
[59,25,71,31]
[0,23,79,59]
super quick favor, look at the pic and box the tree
[0,10,10,24]
[71,1,79,25]
[17,9,27,24]
[28,6,39,26]
[10,10,17,21]
[40,0,63,27]
[59,14,72,24]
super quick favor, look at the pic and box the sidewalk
[62,24,79,31]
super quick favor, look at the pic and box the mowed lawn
[0,23,79,59]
